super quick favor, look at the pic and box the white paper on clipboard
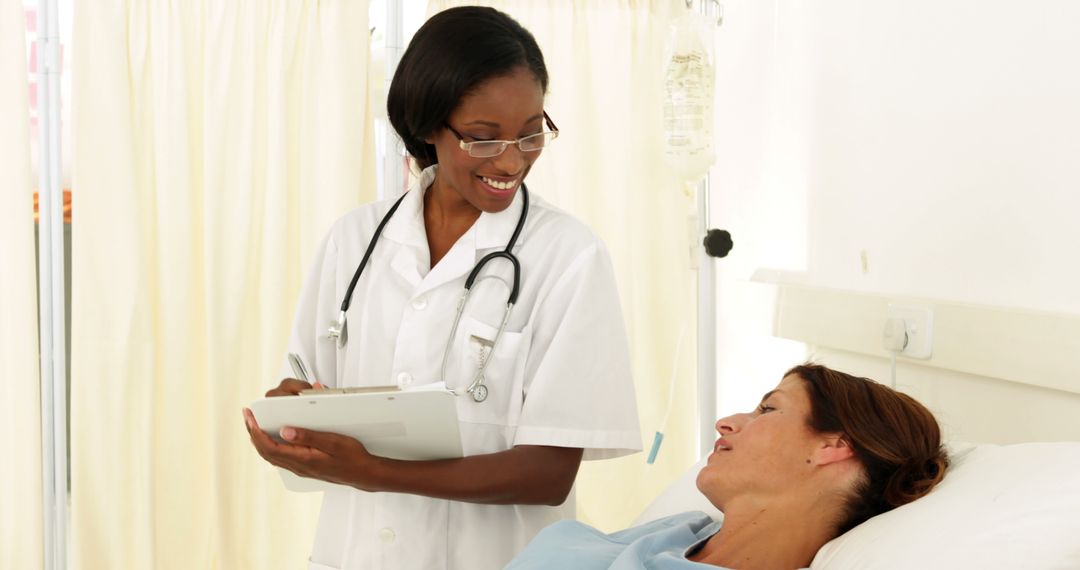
[249,388,463,492]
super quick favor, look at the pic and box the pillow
[632,456,721,526]
[635,443,1080,569]
[810,442,1080,569]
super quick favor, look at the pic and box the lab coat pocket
[455,316,529,427]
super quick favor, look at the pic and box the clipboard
[249,388,463,492]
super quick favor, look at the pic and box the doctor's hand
[264,378,324,397]
[243,408,380,489]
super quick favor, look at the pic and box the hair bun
[884,450,949,507]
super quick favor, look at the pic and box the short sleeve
[513,240,642,460]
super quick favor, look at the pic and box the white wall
[708,0,1080,443]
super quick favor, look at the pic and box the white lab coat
[285,166,642,570]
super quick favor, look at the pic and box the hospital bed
[635,441,1080,568]
[632,276,1080,567]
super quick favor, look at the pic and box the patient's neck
[687,494,843,570]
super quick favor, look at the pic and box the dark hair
[387,6,549,170]
[787,363,949,535]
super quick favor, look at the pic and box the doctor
[243,6,642,570]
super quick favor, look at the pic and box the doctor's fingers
[242,409,283,462]
[245,420,331,469]
[280,427,368,457]
[242,409,317,462]
[265,378,314,397]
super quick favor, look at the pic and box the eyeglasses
[444,111,560,158]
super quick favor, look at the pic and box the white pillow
[810,442,1080,569]
[635,443,1080,569]
[632,456,721,526]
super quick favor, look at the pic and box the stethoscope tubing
[330,184,530,402]
[341,193,409,314]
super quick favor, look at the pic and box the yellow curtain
[427,0,700,532]
[0,0,43,567]
[70,0,374,567]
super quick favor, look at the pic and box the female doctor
[243,6,642,570]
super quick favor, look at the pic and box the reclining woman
[508,363,949,569]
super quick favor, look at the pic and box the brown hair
[787,363,949,534]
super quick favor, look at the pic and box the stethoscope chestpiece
[327,311,348,348]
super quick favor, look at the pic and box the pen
[288,352,311,383]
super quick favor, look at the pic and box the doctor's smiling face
[386,6,552,218]
[426,66,548,215]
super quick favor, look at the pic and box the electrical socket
[886,304,934,359]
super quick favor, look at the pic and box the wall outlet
[887,304,934,359]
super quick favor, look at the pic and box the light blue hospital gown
[505,511,726,569]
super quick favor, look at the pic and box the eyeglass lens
[468,132,557,158]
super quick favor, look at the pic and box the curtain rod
[36,0,68,567]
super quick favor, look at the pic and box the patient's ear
[814,433,856,466]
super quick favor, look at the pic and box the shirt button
[379,528,396,543]
[396,372,413,388]
[411,297,428,310]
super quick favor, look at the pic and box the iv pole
[693,0,725,458]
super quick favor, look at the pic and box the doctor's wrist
[346,455,394,493]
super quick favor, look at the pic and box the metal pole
[695,178,716,458]
[37,0,68,566]
[695,0,720,459]
[383,0,405,197]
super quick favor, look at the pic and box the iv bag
[663,12,716,184]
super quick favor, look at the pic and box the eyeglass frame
[443,111,560,158]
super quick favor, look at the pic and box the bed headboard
[758,276,1080,444]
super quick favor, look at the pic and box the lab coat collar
[382,165,528,296]
[381,165,529,253]
[475,186,526,251]
[380,170,431,251]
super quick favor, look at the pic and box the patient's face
[696,374,821,508]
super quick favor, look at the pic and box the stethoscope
[327,184,529,403]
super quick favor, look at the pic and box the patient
[507,363,948,569]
